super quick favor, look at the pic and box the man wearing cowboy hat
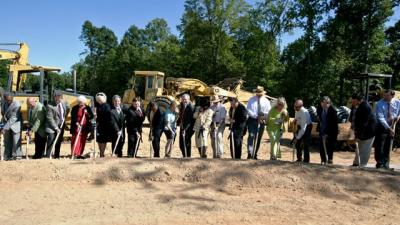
[246,86,271,159]
[210,95,227,158]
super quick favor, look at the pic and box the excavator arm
[0,50,20,61]
[0,43,29,65]
[165,77,237,98]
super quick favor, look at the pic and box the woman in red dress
[70,95,94,159]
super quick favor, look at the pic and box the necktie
[387,102,393,125]
[257,97,261,116]
[180,105,186,127]
[29,109,33,121]
[58,103,63,121]
[137,109,142,117]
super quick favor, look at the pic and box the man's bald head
[294,99,303,111]
[295,99,303,107]
[27,97,37,108]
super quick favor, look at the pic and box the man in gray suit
[1,93,22,160]
[46,91,69,158]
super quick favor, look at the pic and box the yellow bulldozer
[122,71,241,112]
[0,42,93,137]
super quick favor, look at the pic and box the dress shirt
[295,106,312,139]
[376,98,400,130]
[164,108,177,130]
[246,95,271,119]
[210,103,227,124]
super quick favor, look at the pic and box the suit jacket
[110,105,125,137]
[46,101,69,134]
[1,99,22,133]
[317,105,339,138]
[125,105,145,134]
[150,108,164,131]
[229,103,248,131]
[29,102,47,137]
[70,105,94,134]
[351,101,376,140]
[193,108,214,132]
[177,102,195,132]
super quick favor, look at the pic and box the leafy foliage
[2,0,397,112]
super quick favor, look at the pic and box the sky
[0,0,399,72]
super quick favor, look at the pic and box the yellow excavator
[0,43,92,138]
[0,43,62,120]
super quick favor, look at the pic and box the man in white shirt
[210,95,227,158]
[246,86,271,159]
[293,99,313,163]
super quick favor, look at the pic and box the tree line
[1,0,400,111]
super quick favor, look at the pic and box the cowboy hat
[210,95,221,103]
[253,86,266,94]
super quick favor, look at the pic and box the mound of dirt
[0,158,399,225]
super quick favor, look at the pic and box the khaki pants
[354,137,375,167]
[211,123,225,158]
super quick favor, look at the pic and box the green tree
[0,60,10,89]
[386,20,400,87]
[77,20,119,97]
[234,0,297,94]
[324,0,393,104]
[179,0,248,83]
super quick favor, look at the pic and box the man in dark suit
[317,96,339,164]
[110,95,125,158]
[350,93,376,167]
[46,91,69,158]
[125,98,146,157]
[177,94,195,157]
[229,98,248,159]
[1,93,22,160]
[149,102,164,158]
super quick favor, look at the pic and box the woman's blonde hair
[274,97,287,109]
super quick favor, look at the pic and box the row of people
[1,92,69,160]
[1,88,399,169]
[292,90,400,169]
[91,86,287,160]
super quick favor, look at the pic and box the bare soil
[0,129,400,225]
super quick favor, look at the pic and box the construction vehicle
[122,71,238,111]
[0,43,93,137]
[216,77,276,103]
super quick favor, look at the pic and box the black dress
[95,102,112,143]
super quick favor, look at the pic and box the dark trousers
[230,129,244,159]
[152,129,162,158]
[112,134,125,158]
[374,126,392,168]
[46,128,64,158]
[127,133,140,157]
[33,132,47,159]
[247,118,265,158]
[296,124,312,162]
[179,129,193,157]
[319,135,336,162]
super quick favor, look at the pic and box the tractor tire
[145,97,173,120]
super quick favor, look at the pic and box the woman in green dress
[266,97,288,160]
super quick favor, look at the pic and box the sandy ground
[1,129,400,225]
